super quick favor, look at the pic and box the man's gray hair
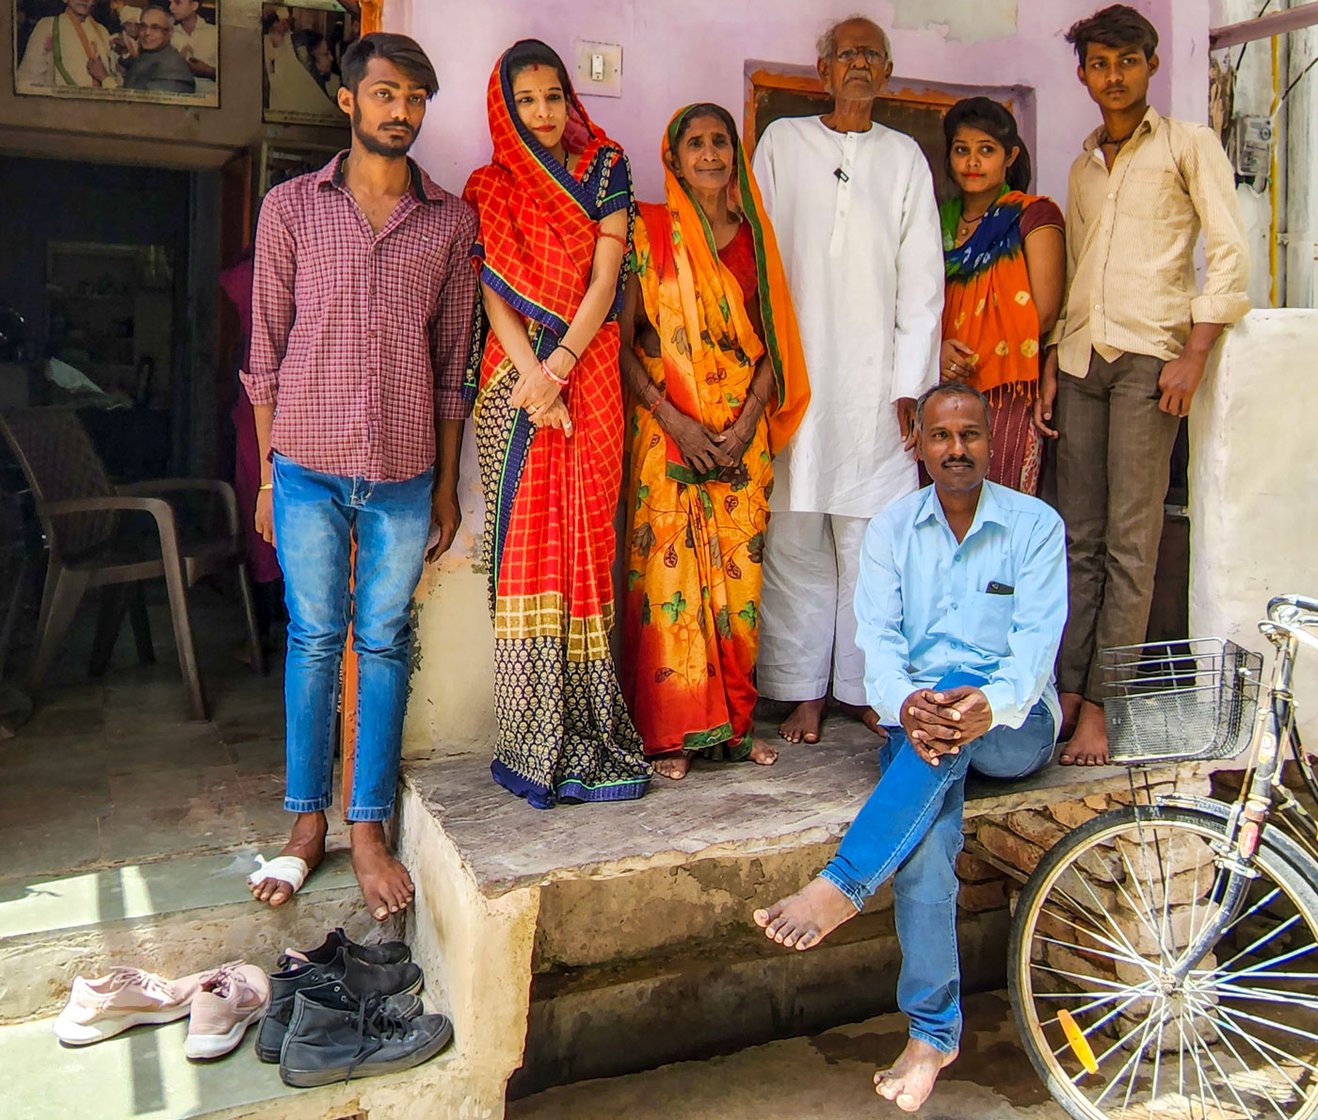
[817,14,893,65]
[915,381,991,429]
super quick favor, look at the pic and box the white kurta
[752,116,943,518]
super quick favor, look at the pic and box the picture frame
[13,0,221,109]
[258,139,342,195]
[261,0,357,127]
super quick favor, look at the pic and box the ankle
[350,821,390,849]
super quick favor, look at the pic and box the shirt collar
[316,151,444,203]
[1081,104,1161,153]
[914,481,1009,538]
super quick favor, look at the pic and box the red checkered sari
[463,46,649,808]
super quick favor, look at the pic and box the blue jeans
[819,670,1056,1053]
[272,454,432,823]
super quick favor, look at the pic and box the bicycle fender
[1157,791,1318,893]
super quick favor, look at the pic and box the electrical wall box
[1229,114,1273,184]
[573,40,622,98]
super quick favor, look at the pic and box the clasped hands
[510,350,574,436]
[899,685,994,767]
[663,408,756,476]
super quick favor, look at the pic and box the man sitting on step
[752,381,1066,1112]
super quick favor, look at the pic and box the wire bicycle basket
[1099,637,1263,765]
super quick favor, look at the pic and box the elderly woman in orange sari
[463,39,650,808]
[620,104,810,781]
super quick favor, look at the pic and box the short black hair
[1065,5,1159,65]
[916,382,991,429]
[943,97,1032,193]
[341,32,438,97]
[504,39,573,98]
[671,103,740,154]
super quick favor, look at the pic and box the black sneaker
[279,927,411,969]
[253,948,424,1063]
[279,988,453,1088]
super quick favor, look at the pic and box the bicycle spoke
[1190,998,1295,1119]
[1039,899,1160,963]
[1051,991,1152,1060]
[1211,981,1318,1013]
[1196,996,1318,1079]
[1194,995,1308,1105]
[1036,933,1160,972]
[1091,1005,1162,1106]
[1210,1000,1318,1046]
[1182,1007,1259,1120]
[1217,914,1304,973]
[1216,939,1318,983]
[1030,962,1140,991]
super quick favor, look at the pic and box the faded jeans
[272,454,431,822]
[819,670,1057,1053]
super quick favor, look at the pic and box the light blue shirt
[854,481,1066,733]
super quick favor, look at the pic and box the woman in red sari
[463,39,650,808]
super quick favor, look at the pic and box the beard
[351,102,417,158]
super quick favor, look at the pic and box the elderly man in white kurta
[752,15,943,745]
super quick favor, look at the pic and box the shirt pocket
[1119,169,1182,221]
[966,590,1015,656]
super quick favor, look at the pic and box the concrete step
[0,847,399,1023]
[0,1012,463,1120]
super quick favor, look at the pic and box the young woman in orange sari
[463,40,649,807]
[938,98,1065,494]
[620,104,810,781]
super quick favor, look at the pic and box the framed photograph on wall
[258,139,341,195]
[261,0,358,126]
[13,0,221,108]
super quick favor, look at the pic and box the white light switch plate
[573,39,622,98]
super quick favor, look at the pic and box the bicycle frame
[1156,593,1318,978]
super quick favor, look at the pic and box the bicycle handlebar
[1267,594,1318,621]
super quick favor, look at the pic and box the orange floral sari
[621,106,809,759]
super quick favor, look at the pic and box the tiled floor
[0,582,329,886]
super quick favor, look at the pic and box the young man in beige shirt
[1036,4,1249,765]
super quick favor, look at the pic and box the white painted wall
[1190,308,1318,745]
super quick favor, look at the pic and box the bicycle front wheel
[1009,803,1318,1120]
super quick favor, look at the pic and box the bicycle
[1008,593,1318,1120]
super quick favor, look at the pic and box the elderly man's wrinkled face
[918,393,991,494]
[818,19,892,102]
[138,9,172,50]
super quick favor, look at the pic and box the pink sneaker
[185,962,271,1060]
[54,968,204,1045]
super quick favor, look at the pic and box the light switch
[573,39,622,98]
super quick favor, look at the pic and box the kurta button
[951,603,959,610]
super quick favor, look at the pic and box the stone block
[976,823,1046,875]
[955,852,1001,883]
[1005,809,1068,850]
[957,879,1008,913]
[1051,801,1100,830]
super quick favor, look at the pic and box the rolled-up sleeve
[431,202,479,421]
[854,515,916,725]
[1185,125,1251,327]
[891,151,944,402]
[980,512,1068,730]
[244,190,296,406]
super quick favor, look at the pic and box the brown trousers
[1055,351,1180,700]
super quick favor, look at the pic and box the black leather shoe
[253,949,424,1063]
[279,988,453,1088]
[280,927,411,969]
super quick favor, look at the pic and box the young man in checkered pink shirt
[241,33,478,922]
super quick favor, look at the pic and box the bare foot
[1059,699,1109,766]
[1059,691,1083,741]
[249,811,327,908]
[749,739,778,766]
[752,876,858,950]
[779,697,826,744]
[835,701,890,740]
[875,1038,959,1112]
[350,821,415,922]
[652,753,692,780]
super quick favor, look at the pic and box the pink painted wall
[392,0,1206,207]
